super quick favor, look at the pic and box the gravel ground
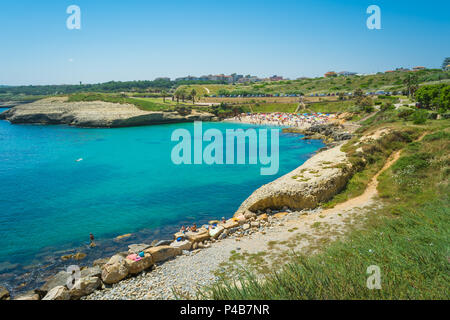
[83,201,379,300]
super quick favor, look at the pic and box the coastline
[0,113,352,298]
[0,97,216,128]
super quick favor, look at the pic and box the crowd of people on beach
[179,217,227,235]
[230,112,335,128]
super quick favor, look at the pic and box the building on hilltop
[269,75,284,81]
[338,71,357,76]
[412,66,426,71]
[324,71,337,78]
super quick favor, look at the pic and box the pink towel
[127,254,143,262]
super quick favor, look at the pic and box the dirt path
[323,150,402,215]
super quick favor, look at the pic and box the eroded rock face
[234,144,353,216]
[101,255,129,284]
[42,286,70,300]
[144,246,181,263]
[0,97,215,128]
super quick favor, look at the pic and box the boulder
[153,240,172,247]
[128,243,152,254]
[273,212,289,219]
[42,286,70,300]
[73,252,86,260]
[236,215,247,225]
[257,213,268,221]
[14,290,40,300]
[61,252,87,261]
[93,257,109,268]
[243,224,251,231]
[69,276,102,300]
[0,286,10,300]
[185,228,210,243]
[124,253,154,275]
[170,240,192,251]
[40,271,71,294]
[115,233,132,240]
[173,232,185,240]
[61,254,73,261]
[144,245,181,263]
[251,221,260,228]
[209,226,224,239]
[81,266,102,279]
[244,212,257,220]
[101,255,129,284]
[223,219,239,230]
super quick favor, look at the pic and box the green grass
[250,103,297,113]
[0,93,50,102]
[304,100,356,113]
[133,97,195,107]
[202,127,449,299]
[323,125,422,209]
[185,69,450,96]
[67,93,175,111]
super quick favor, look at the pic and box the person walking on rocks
[89,233,96,247]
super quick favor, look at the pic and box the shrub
[392,152,431,174]
[380,102,395,111]
[396,106,415,120]
[411,109,428,124]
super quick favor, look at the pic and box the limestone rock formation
[234,144,353,216]
[0,97,215,128]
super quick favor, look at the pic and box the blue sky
[0,0,449,85]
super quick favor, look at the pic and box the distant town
[155,65,443,84]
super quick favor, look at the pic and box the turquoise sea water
[0,111,324,291]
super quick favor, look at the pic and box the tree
[403,74,419,97]
[161,90,168,103]
[354,88,364,104]
[415,83,450,112]
[174,91,180,103]
[442,57,450,70]
[190,89,197,104]
[175,88,187,102]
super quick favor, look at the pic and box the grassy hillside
[202,113,450,300]
[67,93,177,112]
[185,69,450,97]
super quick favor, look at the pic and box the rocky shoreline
[0,118,355,301]
[0,97,215,128]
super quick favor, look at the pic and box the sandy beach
[224,112,336,129]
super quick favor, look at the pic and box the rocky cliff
[234,144,353,216]
[0,97,215,128]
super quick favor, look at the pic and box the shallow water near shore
[0,113,324,294]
